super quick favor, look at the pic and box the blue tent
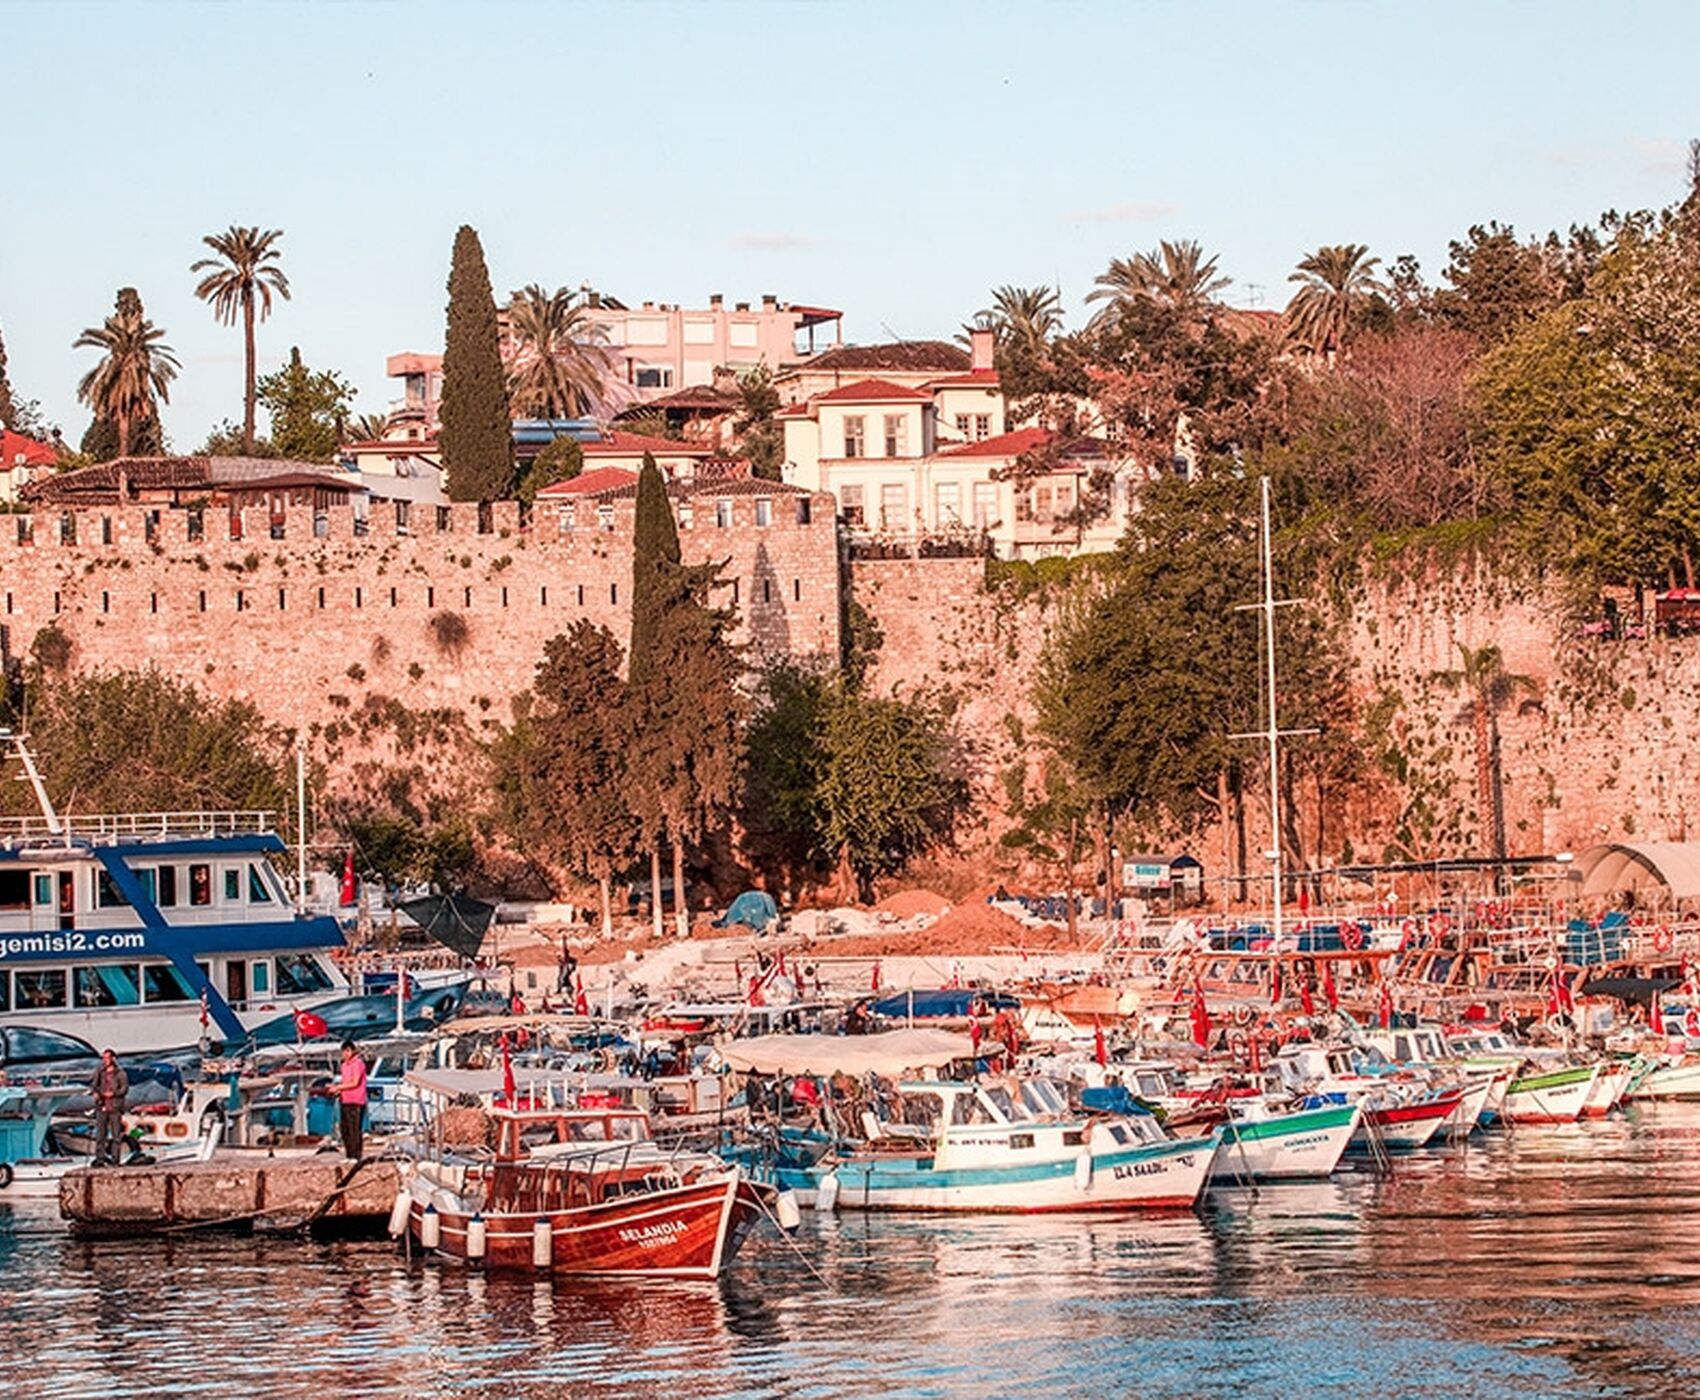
[713,890,780,933]
[869,988,1020,1020]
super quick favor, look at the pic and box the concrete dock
[59,1153,404,1234]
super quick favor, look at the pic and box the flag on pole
[294,1008,328,1040]
[1270,961,1283,1007]
[339,850,356,907]
[1299,978,1315,1017]
[1190,981,1212,1049]
[199,989,210,1031]
[500,1032,516,1103]
[1651,993,1665,1036]
[1093,1017,1108,1068]
[1378,980,1394,1030]
[871,959,882,992]
[574,976,589,1016]
[1321,960,1339,1011]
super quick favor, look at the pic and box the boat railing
[0,809,277,841]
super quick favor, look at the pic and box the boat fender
[1654,926,1675,954]
[467,1213,488,1262]
[435,993,455,1019]
[0,1163,12,1190]
[816,1170,840,1214]
[532,1217,553,1269]
[776,1190,802,1231]
[1074,1150,1093,1191]
[420,1203,441,1250]
[387,1189,412,1239]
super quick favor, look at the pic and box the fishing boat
[1210,1098,1362,1181]
[1500,1063,1601,1124]
[0,730,426,1055]
[398,1085,771,1278]
[1625,1057,1700,1101]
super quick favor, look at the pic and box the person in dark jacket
[90,1049,129,1165]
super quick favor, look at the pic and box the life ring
[1343,926,1365,951]
[1233,1005,1255,1027]
[1654,926,1674,954]
[163,1120,190,1139]
[1686,1008,1700,1038]
[1431,914,1452,938]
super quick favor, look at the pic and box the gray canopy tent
[1575,842,1700,906]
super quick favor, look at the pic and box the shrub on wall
[428,610,471,658]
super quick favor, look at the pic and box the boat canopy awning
[404,1068,635,1098]
[716,1029,975,1077]
[1575,842,1700,902]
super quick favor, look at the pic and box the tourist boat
[1499,1063,1601,1124]
[1581,1059,1637,1117]
[1625,1057,1700,1101]
[398,1082,771,1278]
[0,732,420,1055]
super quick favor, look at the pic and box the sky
[2,0,1696,448]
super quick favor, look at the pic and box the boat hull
[1353,1091,1462,1150]
[1213,1103,1360,1181]
[1626,1060,1700,1102]
[1502,1065,1600,1124]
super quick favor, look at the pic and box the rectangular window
[754,498,772,527]
[97,871,131,908]
[0,869,29,910]
[248,865,273,904]
[198,591,207,612]
[610,583,618,604]
[678,502,693,530]
[715,499,733,528]
[144,963,196,1004]
[275,955,332,995]
[1016,489,1035,524]
[235,589,246,611]
[761,578,772,603]
[317,587,326,609]
[793,578,801,601]
[14,968,66,1010]
[158,865,178,908]
[251,960,271,995]
[577,584,585,606]
[728,321,759,349]
[101,591,110,613]
[634,366,672,389]
[278,588,287,610]
[395,500,411,533]
[224,868,240,902]
[539,586,548,606]
[426,586,435,608]
[464,587,473,607]
[843,415,865,458]
[879,483,908,531]
[936,482,962,525]
[75,965,142,1008]
[33,873,53,906]
[135,868,157,903]
[389,587,398,607]
[955,413,970,435]
[841,484,865,527]
[975,414,991,441]
[682,318,715,345]
[795,497,811,525]
[0,969,7,1010]
[597,504,615,531]
[883,414,908,457]
[972,482,998,529]
[189,864,212,906]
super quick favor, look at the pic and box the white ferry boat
[0,733,359,1056]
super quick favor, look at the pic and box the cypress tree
[440,225,513,501]
[629,452,681,686]
[0,317,15,430]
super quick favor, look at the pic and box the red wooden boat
[402,1104,773,1278]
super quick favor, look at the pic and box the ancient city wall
[0,494,843,747]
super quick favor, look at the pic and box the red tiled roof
[938,427,1111,459]
[802,340,970,374]
[536,466,639,498]
[775,402,814,419]
[581,429,713,457]
[812,378,932,404]
[1,429,57,469]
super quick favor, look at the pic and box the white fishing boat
[1500,1063,1601,1123]
[1626,1057,1700,1101]
[1209,1098,1362,1181]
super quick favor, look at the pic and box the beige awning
[716,1030,975,1077]
[1575,842,1700,902]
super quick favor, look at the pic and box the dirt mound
[827,895,1076,958]
[873,889,952,918]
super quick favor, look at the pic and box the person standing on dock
[90,1049,129,1165]
[336,1041,368,1159]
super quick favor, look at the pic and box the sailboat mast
[1260,476,1284,944]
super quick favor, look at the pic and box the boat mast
[295,738,308,916]
[1259,477,1284,944]
[2,728,64,837]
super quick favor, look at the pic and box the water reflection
[4,1117,1700,1398]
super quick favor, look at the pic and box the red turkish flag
[1093,1017,1108,1068]
[338,851,356,907]
[1190,981,1212,1049]
[294,1008,328,1040]
[1321,961,1339,1010]
[500,1032,516,1103]
[1300,979,1316,1017]
[573,976,589,1017]
[1378,981,1394,1030]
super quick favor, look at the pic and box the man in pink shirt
[336,1040,368,1159]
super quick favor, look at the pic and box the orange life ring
[1654,926,1674,954]
[163,1121,190,1139]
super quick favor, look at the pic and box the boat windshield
[1019,1080,1068,1118]
[980,1085,1019,1122]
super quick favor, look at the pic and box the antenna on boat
[1228,477,1316,946]
[295,737,308,916]
[0,728,64,837]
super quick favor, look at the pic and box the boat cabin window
[74,965,142,1008]
[248,865,273,904]
[156,866,178,908]
[32,874,52,906]
[1392,1035,1414,1062]
[900,1092,944,1131]
[0,869,30,910]
[1020,1080,1067,1116]
[5,1026,95,1061]
[143,963,197,1003]
[980,1085,1018,1122]
[276,955,333,995]
[1108,1124,1130,1145]
[224,869,240,902]
[189,864,212,906]
[96,872,131,909]
[251,960,270,995]
[13,968,67,1009]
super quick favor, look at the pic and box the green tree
[197,419,277,457]
[505,284,610,419]
[977,284,1064,352]
[1,668,289,817]
[735,364,784,480]
[1283,243,1388,363]
[74,287,177,459]
[0,316,15,430]
[191,226,291,455]
[492,621,638,934]
[347,412,392,443]
[1432,223,1557,344]
[257,346,356,461]
[441,225,514,501]
[626,453,742,937]
[1087,240,1231,330]
[514,433,584,505]
[740,663,834,892]
[1431,642,1540,865]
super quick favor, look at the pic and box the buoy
[816,1170,840,1214]
[1074,1150,1093,1191]
[532,1217,553,1269]
[467,1213,487,1261]
[775,1190,802,1231]
[387,1189,412,1239]
[420,1203,441,1250]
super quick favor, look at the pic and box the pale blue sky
[2,0,1694,447]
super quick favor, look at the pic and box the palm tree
[74,288,179,458]
[980,284,1064,351]
[191,226,291,454]
[1086,239,1230,328]
[1283,243,1386,364]
[1432,642,1541,867]
[504,284,611,419]
[347,411,393,443]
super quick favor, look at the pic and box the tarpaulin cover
[402,894,496,959]
[713,891,780,932]
[717,1029,976,1077]
[869,989,1020,1020]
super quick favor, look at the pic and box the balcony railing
[0,810,277,843]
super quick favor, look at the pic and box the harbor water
[5,1110,1700,1398]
